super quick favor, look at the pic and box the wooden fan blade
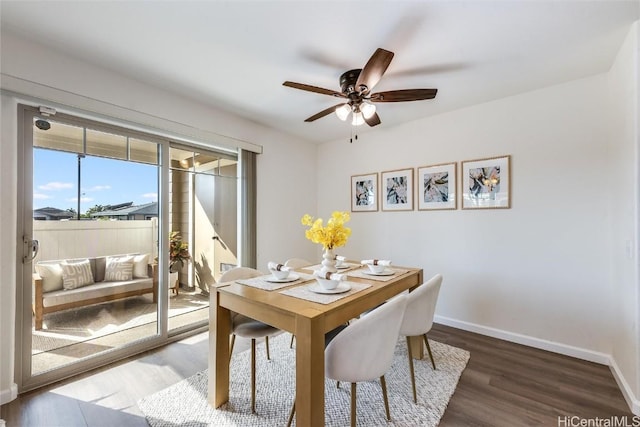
[304,103,348,122]
[364,112,381,127]
[356,48,394,94]
[283,81,345,98]
[370,88,437,102]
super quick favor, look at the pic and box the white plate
[362,269,395,276]
[336,264,350,270]
[308,282,352,294]
[264,274,300,283]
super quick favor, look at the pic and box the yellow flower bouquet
[301,211,351,250]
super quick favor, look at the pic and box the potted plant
[169,231,191,273]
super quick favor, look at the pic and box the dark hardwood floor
[1,324,634,426]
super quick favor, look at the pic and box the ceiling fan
[283,48,438,127]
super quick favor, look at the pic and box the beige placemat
[348,267,409,282]
[279,281,371,304]
[236,272,314,291]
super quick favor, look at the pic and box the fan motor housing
[340,69,361,94]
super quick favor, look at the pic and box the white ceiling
[1,1,638,143]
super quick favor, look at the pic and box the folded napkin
[313,270,347,281]
[361,259,392,266]
[267,262,292,272]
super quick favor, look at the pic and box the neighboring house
[90,202,158,220]
[33,207,75,221]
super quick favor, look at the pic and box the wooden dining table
[208,263,424,426]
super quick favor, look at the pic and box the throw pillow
[61,259,94,290]
[104,256,134,282]
[132,253,150,278]
[35,263,64,292]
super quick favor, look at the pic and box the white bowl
[270,269,290,280]
[367,264,386,274]
[335,258,344,267]
[316,277,339,290]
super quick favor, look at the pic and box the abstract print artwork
[351,173,378,212]
[462,155,511,209]
[418,163,457,210]
[382,168,413,211]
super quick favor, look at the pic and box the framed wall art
[461,155,511,209]
[351,172,378,212]
[417,162,457,210]
[381,168,414,211]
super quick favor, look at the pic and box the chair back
[284,258,313,269]
[399,274,443,337]
[325,294,408,383]
[219,267,263,282]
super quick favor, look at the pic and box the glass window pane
[86,128,127,159]
[194,154,220,175]
[130,138,158,165]
[218,159,238,177]
[170,147,194,171]
[33,119,83,153]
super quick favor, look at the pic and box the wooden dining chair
[399,273,443,403]
[284,258,313,348]
[287,294,408,427]
[219,267,280,414]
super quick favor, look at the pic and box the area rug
[138,333,470,426]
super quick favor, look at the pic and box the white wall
[0,33,317,403]
[607,21,640,406]
[318,68,638,408]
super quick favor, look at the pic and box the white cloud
[33,193,52,200]
[85,185,111,192]
[39,182,73,191]
[142,193,158,200]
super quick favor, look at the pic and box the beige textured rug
[138,333,470,426]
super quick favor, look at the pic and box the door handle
[23,238,39,263]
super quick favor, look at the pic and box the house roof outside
[33,207,75,220]
[90,202,158,218]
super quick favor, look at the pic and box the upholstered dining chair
[219,267,280,414]
[283,258,313,348]
[287,294,408,427]
[399,273,443,403]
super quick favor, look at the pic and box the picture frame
[417,162,457,210]
[351,172,378,212]
[381,168,414,211]
[461,155,511,209]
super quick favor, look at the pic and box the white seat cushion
[42,277,153,308]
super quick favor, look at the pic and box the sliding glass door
[17,105,239,392]
[167,146,238,333]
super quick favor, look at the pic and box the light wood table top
[208,264,424,426]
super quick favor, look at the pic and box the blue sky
[33,149,158,213]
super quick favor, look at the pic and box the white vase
[320,248,337,276]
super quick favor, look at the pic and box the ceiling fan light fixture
[352,112,365,126]
[335,104,351,121]
[361,102,376,119]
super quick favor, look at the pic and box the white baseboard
[435,315,611,363]
[0,383,17,405]
[609,356,640,415]
[434,315,640,414]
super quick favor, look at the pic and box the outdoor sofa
[32,254,157,330]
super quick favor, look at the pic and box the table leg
[208,291,231,407]
[295,315,325,426]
